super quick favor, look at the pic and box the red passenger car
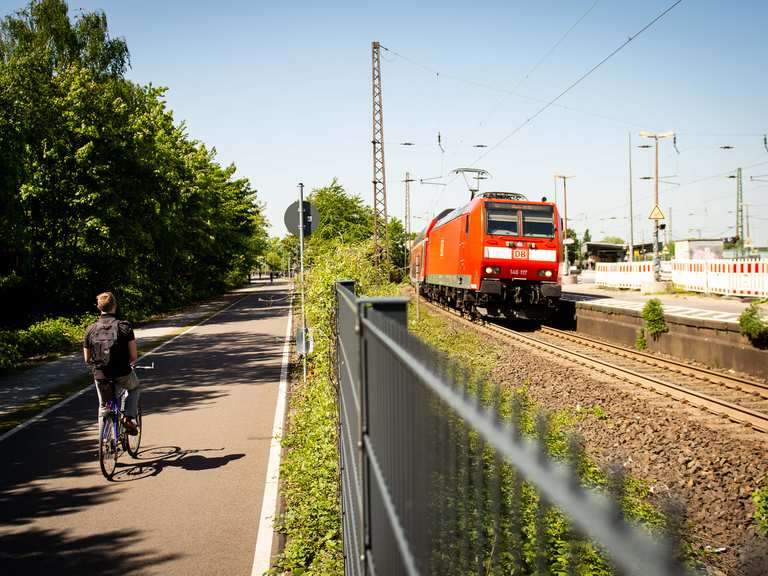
[409,191,562,319]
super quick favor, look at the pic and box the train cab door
[459,214,469,281]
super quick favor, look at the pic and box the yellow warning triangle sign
[648,205,665,220]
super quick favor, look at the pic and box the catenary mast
[371,41,389,264]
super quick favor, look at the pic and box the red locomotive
[409,191,563,320]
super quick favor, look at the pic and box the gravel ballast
[437,311,768,575]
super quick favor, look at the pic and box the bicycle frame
[101,381,126,452]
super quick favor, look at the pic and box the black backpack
[90,318,120,369]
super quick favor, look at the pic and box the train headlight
[538,269,554,278]
[484,266,501,274]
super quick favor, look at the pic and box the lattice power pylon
[371,41,389,264]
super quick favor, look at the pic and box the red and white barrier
[595,262,655,289]
[672,259,768,297]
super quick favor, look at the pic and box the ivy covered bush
[275,239,395,574]
[0,315,94,370]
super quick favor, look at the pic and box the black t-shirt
[83,314,135,380]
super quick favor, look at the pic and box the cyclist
[83,292,140,436]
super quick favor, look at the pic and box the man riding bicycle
[83,292,141,435]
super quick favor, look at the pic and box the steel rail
[538,325,768,399]
[423,300,768,434]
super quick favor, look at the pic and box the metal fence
[335,280,691,576]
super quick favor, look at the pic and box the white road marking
[0,293,251,445]
[251,297,293,575]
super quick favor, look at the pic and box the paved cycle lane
[0,281,292,576]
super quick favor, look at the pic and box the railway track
[422,300,768,434]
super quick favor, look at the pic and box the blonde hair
[96,292,117,313]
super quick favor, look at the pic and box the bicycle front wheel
[99,414,118,479]
[127,403,142,458]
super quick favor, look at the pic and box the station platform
[560,279,767,379]
[562,281,752,325]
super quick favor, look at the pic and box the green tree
[0,0,268,324]
[0,0,129,77]
[582,228,592,244]
[599,236,625,245]
[388,217,407,280]
[307,179,372,245]
[565,228,580,266]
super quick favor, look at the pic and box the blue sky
[4,0,767,245]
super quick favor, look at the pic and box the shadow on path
[0,528,180,576]
[0,289,288,573]
[110,446,245,482]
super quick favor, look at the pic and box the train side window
[464,215,469,235]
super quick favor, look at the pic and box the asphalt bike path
[0,281,292,575]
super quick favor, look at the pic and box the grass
[642,298,668,339]
[739,302,768,348]
[753,482,768,536]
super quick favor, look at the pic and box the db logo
[512,249,528,259]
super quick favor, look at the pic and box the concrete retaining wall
[574,303,768,380]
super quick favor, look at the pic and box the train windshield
[485,203,519,236]
[521,205,555,238]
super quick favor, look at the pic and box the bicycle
[98,363,153,479]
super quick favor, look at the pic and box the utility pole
[553,176,558,205]
[555,174,575,274]
[628,132,635,261]
[404,171,415,279]
[371,41,389,264]
[297,182,307,383]
[404,171,415,240]
[640,130,674,281]
[746,203,751,249]
[728,167,744,257]
[736,167,743,256]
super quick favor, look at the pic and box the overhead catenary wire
[379,4,767,243]
[676,158,768,189]
[464,0,684,172]
[382,46,766,145]
[588,159,768,221]
[515,0,601,91]
[455,0,602,147]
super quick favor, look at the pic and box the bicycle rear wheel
[99,414,118,479]
[127,403,142,458]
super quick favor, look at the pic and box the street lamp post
[555,174,574,275]
[639,131,674,281]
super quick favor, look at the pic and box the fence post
[336,281,365,576]
[338,280,356,296]
[357,296,408,573]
